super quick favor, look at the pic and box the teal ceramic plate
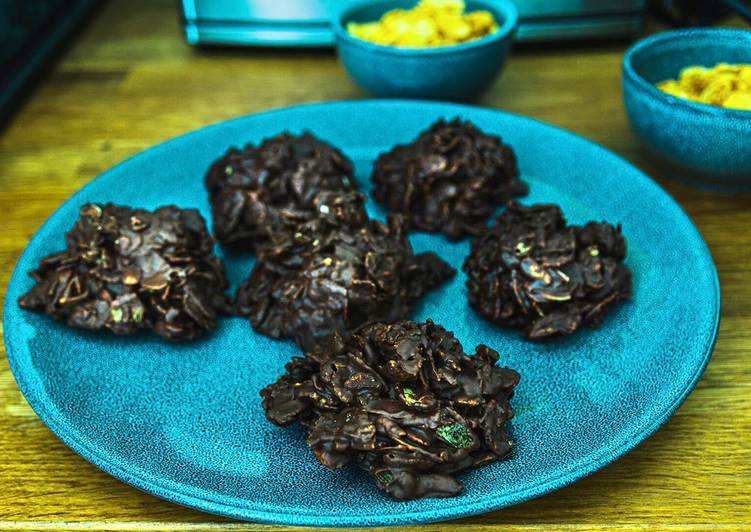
[3,100,720,527]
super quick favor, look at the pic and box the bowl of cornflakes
[331,0,518,101]
[623,28,751,189]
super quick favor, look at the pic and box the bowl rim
[330,0,519,56]
[622,27,751,119]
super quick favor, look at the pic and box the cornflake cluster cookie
[205,132,355,250]
[19,203,229,341]
[463,201,631,340]
[236,192,455,350]
[372,119,526,240]
[261,319,520,501]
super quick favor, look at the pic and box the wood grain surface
[0,1,749,530]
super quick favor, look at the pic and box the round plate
[3,101,720,527]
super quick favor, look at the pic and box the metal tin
[181,0,647,46]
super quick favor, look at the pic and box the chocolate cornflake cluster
[205,132,356,249]
[236,192,455,351]
[371,119,527,240]
[463,201,632,340]
[19,203,229,341]
[261,319,520,500]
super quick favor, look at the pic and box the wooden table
[1,1,749,530]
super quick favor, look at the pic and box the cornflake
[347,0,498,48]
[656,63,751,110]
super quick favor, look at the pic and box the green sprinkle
[402,388,418,406]
[515,241,531,255]
[436,424,473,449]
[376,470,394,485]
[132,306,143,322]
[224,165,233,175]
[590,247,599,257]
[110,307,123,322]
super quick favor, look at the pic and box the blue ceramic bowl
[331,0,518,101]
[623,28,751,190]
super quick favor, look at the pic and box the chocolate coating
[463,201,632,340]
[19,203,229,341]
[236,192,455,351]
[372,119,527,240]
[205,132,355,250]
[261,319,520,500]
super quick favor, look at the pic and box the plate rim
[2,99,721,527]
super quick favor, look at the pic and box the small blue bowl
[331,0,518,101]
[623,28,751,190]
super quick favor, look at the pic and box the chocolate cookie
[19,203,229,341]
[372,119,526,240]
[261,319,520,500]
[463,201,632,340]
[205,132,355,250]
[235,192,455,350]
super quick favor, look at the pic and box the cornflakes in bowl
[331,0,519,101]
[657,63,751,110]
[623,29,751,189]
[347,0,498,48]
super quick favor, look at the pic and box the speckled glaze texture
[3,101,719,527]
[623,28,751,190]
[331,0,518,101]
